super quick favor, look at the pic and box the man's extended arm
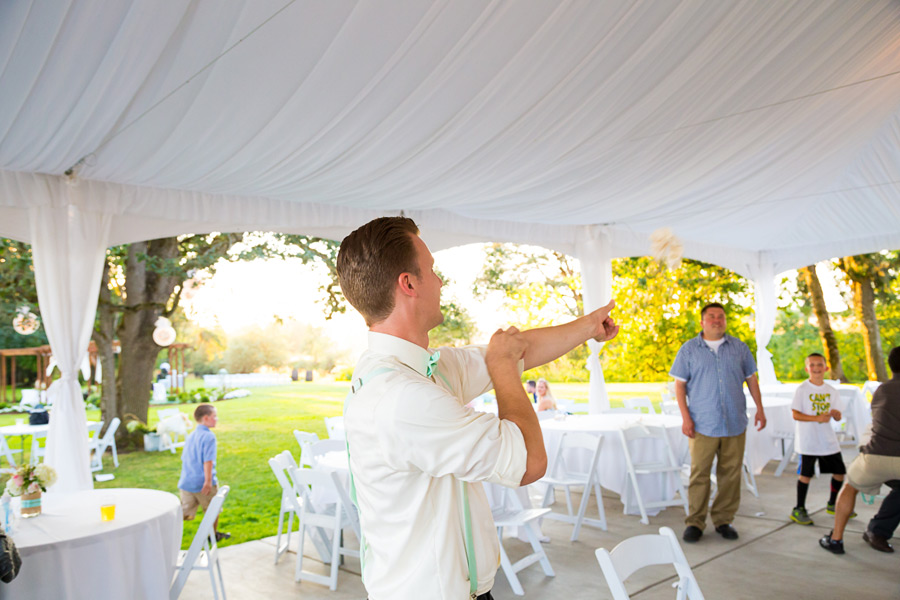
[486,327,547,486]
[519,300,619,370]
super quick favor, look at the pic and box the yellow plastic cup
[100,502,116,521]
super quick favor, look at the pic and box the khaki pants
[686,432,745,529]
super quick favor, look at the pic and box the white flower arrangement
[650,227,684,270]
[5,463,57,496]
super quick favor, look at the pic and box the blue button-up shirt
[178,424,217,493]
[669,334,757,437]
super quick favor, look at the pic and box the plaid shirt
[669,334,757,437]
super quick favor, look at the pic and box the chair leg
[208,553,220,600]
[111,443,119,468]
[275,507,286,563]
[216,555,227,600]
[329,513,341,591]
[743,460,759,498]
[295,521,306,582]
[571,483,592,541]
[496,531,525,596]
[628,472,650,525]
[524,521,554,577]
[594,483,607,530]
[774,439,794,477]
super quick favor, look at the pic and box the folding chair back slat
[596,527,705,600]
[308,439,347,467]
[324,416,345,440]
[624,397,656,414]
[292,430,319,467]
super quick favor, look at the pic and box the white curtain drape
[752,262,778,385]
[29,185,112,492]
[576,227,613,414]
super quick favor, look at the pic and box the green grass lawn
[0,382,348,549]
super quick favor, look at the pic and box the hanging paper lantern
[12,307,40,335]
[650,227,684,270]
[152,317,176,347]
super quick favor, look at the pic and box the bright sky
[182,245,849,364]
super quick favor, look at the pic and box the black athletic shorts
[799,452,846,478]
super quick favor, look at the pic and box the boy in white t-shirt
[789,353,850,525]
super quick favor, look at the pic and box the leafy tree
[0,234,341,440]
[603,257,755,382]
[835,251,899,381]
[797,265,846,381]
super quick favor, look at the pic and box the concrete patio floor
[181,451,899,599]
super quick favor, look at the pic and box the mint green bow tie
[426,351,441,377]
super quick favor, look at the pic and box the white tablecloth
[2,488,182,600]
[0,421,100,466]
[540,414,686,516]
[745,396,793,474]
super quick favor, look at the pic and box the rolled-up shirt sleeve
[669,345,691,382]
[378,381,527,488]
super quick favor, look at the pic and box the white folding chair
[268,451,332,564]
[29,430,48,465]
[293,430,320,467]
[307,439,347,468]
[660,392,680,416]
[0,434,22,472]
[540,431,607,540]
[624,397,656,414]
[170,485,230,600]
[596,526,705,600]
[324,416,345,440]
[90,417,120,471]
[287,466,359,591]
[620,423,688,525]
[157,408,189,453]
[772,429,796,477]
[492,486,554,596]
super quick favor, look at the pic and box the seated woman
[535,378,557,412]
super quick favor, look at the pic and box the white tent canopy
[2,0,900,490]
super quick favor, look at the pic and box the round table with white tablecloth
[1,488,182,600]
[540,413,687,516]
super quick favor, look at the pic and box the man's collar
[367,331,433,377]
[698,333,729,343]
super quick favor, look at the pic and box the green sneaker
[825,503,857,518]
[791,507,814,525]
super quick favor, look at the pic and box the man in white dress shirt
[336,216,619,600]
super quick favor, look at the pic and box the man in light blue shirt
[670,303,766,543]
[178,404,229,541]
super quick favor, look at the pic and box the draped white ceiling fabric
[2,1,900,460]
[1,0,899,273]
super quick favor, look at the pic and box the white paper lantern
[152,317,176,347]
[12,307,40,335]
[650,227,684,270]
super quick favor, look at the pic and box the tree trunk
[849,275,889,381]
[93,257,119,436]
[116,238,181,428]
[800,265,846,382]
